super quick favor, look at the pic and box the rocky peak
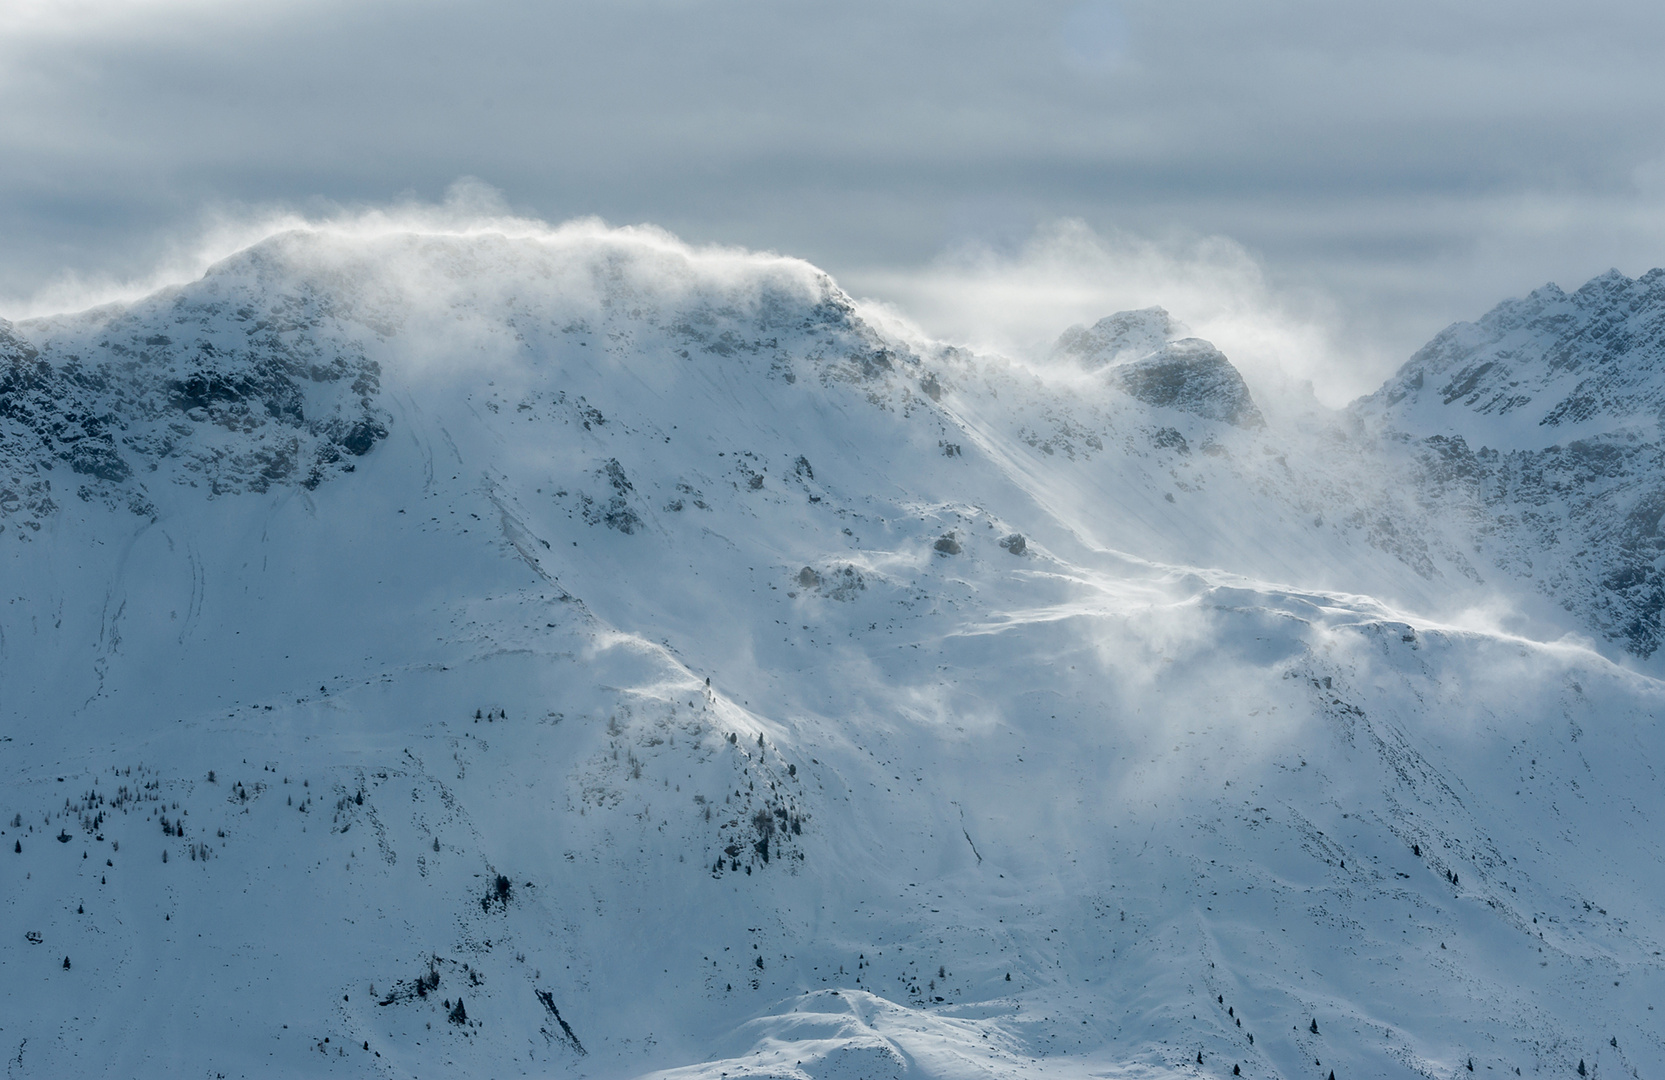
[1051,306,1182,369]
[1107,337,1265,429]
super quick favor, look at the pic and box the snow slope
[1,224,1662,1080]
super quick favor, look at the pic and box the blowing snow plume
[846,217,1390,408]
[2,212,1663,1080]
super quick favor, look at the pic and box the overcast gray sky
[5,0,1665,399]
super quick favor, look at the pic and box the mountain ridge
[1356,265,1665,447]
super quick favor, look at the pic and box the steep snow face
[1,227,1663,1080]
[1353,268,1665,656]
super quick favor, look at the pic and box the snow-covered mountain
[1,224,1662,1080]
[1355,269,1665,657]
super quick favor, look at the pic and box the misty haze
[3,4,1665,1080]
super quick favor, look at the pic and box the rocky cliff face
[1108,338,1266,429]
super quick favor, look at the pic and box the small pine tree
[1311,1018,1319,1034]
[449,997,467,1024]
[62,956,70,969]
[1578,1060,1586,1077]
[13,840,19,853]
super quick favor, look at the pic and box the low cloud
[1,179,535,320]
[5,0,1665,376]
[846,220,1389,407]
[7,183,1652,420]
[3,180,829,329]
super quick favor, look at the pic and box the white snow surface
[1,224,1662,1079]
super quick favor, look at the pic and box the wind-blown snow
[1,224,1661,1079]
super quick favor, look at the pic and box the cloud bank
[4,0,1665,386]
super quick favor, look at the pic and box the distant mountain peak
[1051,306,1183,369]
[1348,265,1665,657]
[1355,266,1665,449]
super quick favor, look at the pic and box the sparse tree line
[707,730,809,878]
